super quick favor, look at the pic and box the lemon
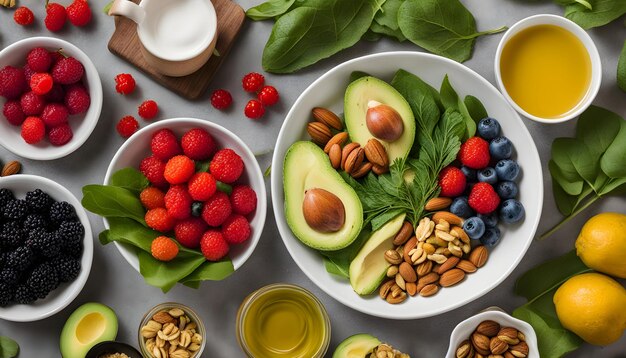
[575,212,626,279]
[553,272,626,346]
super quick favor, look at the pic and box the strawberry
[458,137,490,169]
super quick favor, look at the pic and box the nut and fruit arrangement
[140,307,203,358]
[0,47,91,146]
[456,320,530,358]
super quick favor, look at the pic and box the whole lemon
[575,212,626,278]
[553,272,626,346]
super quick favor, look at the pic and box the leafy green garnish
[464,95,488,123]
[0,337,19,358]
[618,40,626,92]
[322,228,372,278]
[440,75,476,138]
[110,167,149,195]
[82,185,146,224]
[561,0,626,29]
[246,0,298,20]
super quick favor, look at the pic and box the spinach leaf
[391,69,441,133]
[563,0,626,29]
[138,250,206,292]
[374,0,403,30]
[82,185,146,224]
[110,168,149,195]
[246,0,297,21]
[549,160,583,197]
[0,337,19,358]
[370,22,406,41]
[601,120,626,179]
[349,71,371,83]
[323,257,350,278]
[576,105,621,159]
[619,40,626,92]
[261,0,383,73]
[181,259,235,285]
[440,75,475,138]
[397,0,506,63]
[464,95,488,123]
[554,0,592,10]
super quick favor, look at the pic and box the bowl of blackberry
[0,174,93,322]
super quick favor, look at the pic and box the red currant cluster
[113,73,160,138]
[210,72,280,120]
[13,0,92,31]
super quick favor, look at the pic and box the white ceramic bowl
[445,308,540,357]
[104,118,266,272]
[0,174,93,322]
[494,14,601,124]
[0,37,103,160]
[271,52,543,319]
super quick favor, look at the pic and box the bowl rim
[270,51,543,319]
[102,117,267,272]
[493,14,602,124]
[0,174,93,322]
[0,36,103,160]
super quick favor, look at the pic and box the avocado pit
[365,100,404,142]
[302,188,345,233]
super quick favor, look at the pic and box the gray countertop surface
[1,0,625,357]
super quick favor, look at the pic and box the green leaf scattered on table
[246,0,298,20]
[618,40,626,93]
[561,0,626,29]
[0,337,19,358]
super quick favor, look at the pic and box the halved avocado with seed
[333,333,381,358]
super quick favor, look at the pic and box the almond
[1,161,21,177]
[469,245,489,268]
[490,337,509,355]
[432,211,464,226]
[386,291,407,304]
[456,340,474,358]
[436,256,460,275]
[379,280,394,299]
[416,260,433,277]
[405,282,417,296]
[471,332,491,356]
[341,143,360,170]
[344,148,364,174]
[153,311,176,324]
[419,283,439,297]
[384,249,403,265]
[351,162,372,179]
[393,221,414,246]
[476,320,501,337]
[424,197,452,211]
[418,272,439,286]
[312,107,343,130]
[323,132,348,153]
[328,144,341,169]
[307,121,332,146]
[497,327,520,345]
[403,236,417,263]
[372,164,389,175]
[363,138,389,167]
[439,268,465,287]
[399,262,417,283]
[457,259,477,273]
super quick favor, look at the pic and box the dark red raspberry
[187,172,216,201]
[13,6,35,26]
[20,91,46,116]
[48,124,73,146]
[438,166,467,197]
[174,217,207,249]
[468,182,501,215]
[140,155,168,188]
[41,103,69,127]
[210,149,244,184]
[202,192,232,227]
[181,128,216,160]
[0,66,27,100]
[49,51,63,66]
[244,99,265,119]
[52,57,84,85]
[116,115,139,138]
[458,137,490,169]
[66,0,92,26]
[23,65,35,84]
[45,3,67,32]
[63,84,90,114]
[242,72,265,92]
[230,185,257,216]
[200,230,229,261]
[222,215,251,245]
[46,84,65,103]
[30,73,54,95]
[151,129,181,160]
[3,100,26,126]
[27,48,53,73]
[210,89,232,110]
[21,116,45,144]
[115,73,135,95]
[138,100,158,120]
[257,86,279,106]
[164,185,192,220]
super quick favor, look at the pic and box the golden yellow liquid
[500,24,591,119]
[240,287,328,357]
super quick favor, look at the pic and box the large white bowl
[104,118,267,273]
[0,37,103,160]
[270,52,543,319]
[0,174,93,322]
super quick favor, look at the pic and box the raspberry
[42,103,69,127]
[64,84,90,114]
[45,3,67,32]
[140,187,165,210]
[0,66,27,100]
[27,48,53,73]
[164,155,195,185]
[174,217,206,249]
[30,73,54,95]
[20,91,46,115]
[200,230,229,261]
[52,57,84,85]
[201,192,231,227]
[468,182,501,215]
[438,166,467,198]
[138,99,158,120]
[46,84,66,103]
[145,208,175,232]
[23,64,36,84]
[21,116,46,144]
[116,115,139,138]
[257,86,279,106]
[242,72,265,92]
[151,236,178,262]
[230,185,257,216]
[115,73,135,95]
[222,215,251,245]
[187,172,216,201]
[458,137,490,169]
[13,6,34,26]
[140,155,168,188]
[210,149,244,184]
[151,129,181,160]
[181,128,216,160]
[66,0,92,26]
[3,100,26,126]
[210,89,232,110]
[48,124,73,146]
[164,185,192,220]
[244,99,265,119]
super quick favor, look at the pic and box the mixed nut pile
[456,320,530,358]
[370,343,411,358]
[140,307,203,358]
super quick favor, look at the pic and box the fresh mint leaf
[82,185,146,224]
[246,0,297,21]
[0,337,19,358]
[619,40,626,92]
[110,167,149,195]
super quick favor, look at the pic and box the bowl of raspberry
[0,174,93,322]
[103,118,266,278]
[0,37,102,160]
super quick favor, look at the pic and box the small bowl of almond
[446,308,539,358]
[138,303,205,358]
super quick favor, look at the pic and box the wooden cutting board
[107,0,245,100]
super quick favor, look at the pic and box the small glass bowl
[138,302,206,358]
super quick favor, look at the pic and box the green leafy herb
[322,227,372,277]
[370,0,406,41]
[82,185,146,224]
[369,22,406,42]
[440,75,476,138]
[110,167,149,195]
[397,0,506,63]
[464,95,488,123]
[138,250,207,293]
[562,0,626,29]
[216,181,233,195]
[0,337,19,358]
[619,41,626,93]
[246,0,297,20]
[195,160,210,173]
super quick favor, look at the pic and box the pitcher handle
[108,0,145,24]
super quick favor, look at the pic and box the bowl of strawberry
[0,37,102,160]
[82,118,266,291]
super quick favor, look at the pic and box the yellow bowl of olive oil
[236,283,331,358]
[495,14,601,123]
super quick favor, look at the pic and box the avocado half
[333,333,381,358]
[60,302,118,358]
[283,141,363,251]
[344,76,416,162]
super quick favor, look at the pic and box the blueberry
[480,227,501,247]
[477,117,501,140]
[477,167,498,184]
[489,137,513,160]
[495,160,520,181]
[500,199,525,224]
[461,166,477,182]
[496,181,519,199]
[478,213,498,228]
[463,216,485,240]
[450,196,474,218]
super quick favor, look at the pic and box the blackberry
[23,214,49,231]
[52,255,81,282]
[62,240,82,259]
[0,267,19,286]
[27,262,58,299]
[3,199,28,220]
[49,201,77,226]
[0,251,6,267]
[0,189,14,209]
[57,221,84,244]
[13,283,36,304]
[25,189,53,213]
[28,229,61,258]
[6,246,35,272]
[0,221,25,248]
[0,283,14,306]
